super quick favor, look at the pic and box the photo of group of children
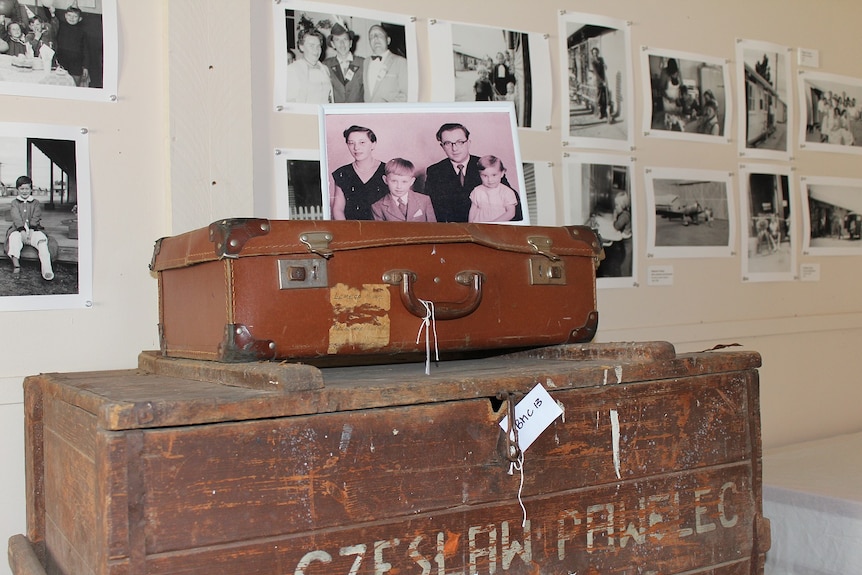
[0,0,116,101]
[800,71,862,154]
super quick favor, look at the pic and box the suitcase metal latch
[527,235,560,261]
[299,231,334,259]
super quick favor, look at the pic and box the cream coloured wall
[1,0,861,572]
[0,2,168,571]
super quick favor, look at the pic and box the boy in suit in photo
[324,23,364,103]
[363,24,407,103]
[372,158,436,222]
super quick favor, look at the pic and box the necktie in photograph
[457,164,465,187]
[399,200,408,218]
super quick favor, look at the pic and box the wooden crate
[9,342,770,575]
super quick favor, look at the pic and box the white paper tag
[498,383,563,452]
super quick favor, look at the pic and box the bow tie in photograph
[371,55,382,61]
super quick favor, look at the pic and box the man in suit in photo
[422,123,521,223]
[363,24,407,103]
[323,23,364,103]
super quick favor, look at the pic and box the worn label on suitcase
[150,219,603,362]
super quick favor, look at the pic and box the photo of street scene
[560,13,632,150]
[802,177,862,256]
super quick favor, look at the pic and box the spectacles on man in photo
[440,139,468,149]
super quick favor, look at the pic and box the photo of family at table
[275,5,418,110]
[0,0,108,95]
[321,106,528,225]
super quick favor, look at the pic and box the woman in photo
[285,28,332,104]
[330,125,388,220]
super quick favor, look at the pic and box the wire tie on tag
[415,298,439,375]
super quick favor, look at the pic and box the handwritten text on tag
[498,383,563,452]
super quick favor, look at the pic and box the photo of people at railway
[742,44,790,154]
[646,52,729,138]
[802,73,862,149]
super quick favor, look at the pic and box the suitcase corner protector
[569,310,599,342]
[219,323,277,362]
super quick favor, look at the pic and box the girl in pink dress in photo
[467,155,518,223]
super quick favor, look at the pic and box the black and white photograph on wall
[521,160,555,225]
[558,12,633,152]
[320,102,529,225]
[739,164,796,282]
[0,122,92,311]
[274,149,324,220]
[562,154,636,288]
[0,0,118,102]
[801,176,862,257]
[426,20,552,131]
[644,167,735,259]
[737,39,792,161]
[798,71,862,155]
[640,47,731,143]
[272,1,418,114]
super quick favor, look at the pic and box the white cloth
[763,432,862,575]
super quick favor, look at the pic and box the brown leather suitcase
[150,219,603,363]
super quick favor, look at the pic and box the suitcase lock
[278,258,329,289]
[529,258,566,285]
[527,236,566,285]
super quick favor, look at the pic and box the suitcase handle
[383,270,483,320]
